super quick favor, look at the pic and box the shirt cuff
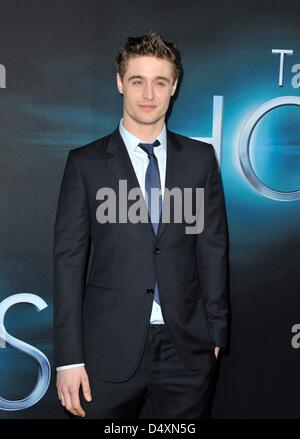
[56,363,85,371]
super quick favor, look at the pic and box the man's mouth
[139,105,157,110]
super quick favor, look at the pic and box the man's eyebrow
[128,75,143,81]
[127,75,171,83]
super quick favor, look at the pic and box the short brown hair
[115,31,182,83]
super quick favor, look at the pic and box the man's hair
[115,31,182,83]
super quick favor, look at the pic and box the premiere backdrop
[0,0,299,418]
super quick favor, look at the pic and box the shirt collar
[119,118,167,154]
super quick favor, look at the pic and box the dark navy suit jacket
[53,127,229,382]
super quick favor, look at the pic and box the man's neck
[122,117,165,141]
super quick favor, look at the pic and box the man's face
[116,55,178,127]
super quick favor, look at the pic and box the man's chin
[134,115,164,125]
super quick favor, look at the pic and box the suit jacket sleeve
[197,145,229,349]
[53,150,90,368]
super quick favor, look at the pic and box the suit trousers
[80,323,218,419]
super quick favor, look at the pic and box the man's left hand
[214,347,220,359]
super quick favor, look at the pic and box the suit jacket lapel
[156,129,183,241]
[104,127,156,243]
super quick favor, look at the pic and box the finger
[82,376,92,402]
[64,391,78,417]
[58,389,66,407]
[70,391,85,418]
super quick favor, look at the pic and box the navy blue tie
[138,139,161,305]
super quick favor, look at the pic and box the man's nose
[143,82,154,100]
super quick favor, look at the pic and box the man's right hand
[56,366,92,417]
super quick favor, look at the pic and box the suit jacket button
[147,288,154,294]
[153,247,160,255]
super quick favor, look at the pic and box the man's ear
[116,73,123,95]
[171,78,178,96]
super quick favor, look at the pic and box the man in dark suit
[53,31,228,419]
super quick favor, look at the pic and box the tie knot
[138,139,161,158]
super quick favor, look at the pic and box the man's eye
[133,81,142,85]
[157,82,166,87]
